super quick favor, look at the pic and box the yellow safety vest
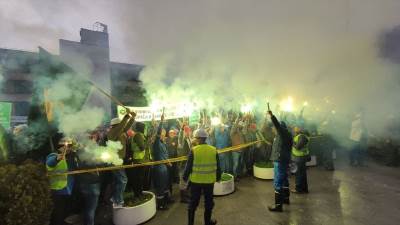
[292,134,310,157]
[132,133,145,160]
[190,144,217,184]
[47,159,68,190]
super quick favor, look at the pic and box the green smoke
[78,140,123,166]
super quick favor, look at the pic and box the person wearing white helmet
[107,108,136,207]
[183,128,221,225]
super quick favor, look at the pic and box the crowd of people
[0,106,378,225]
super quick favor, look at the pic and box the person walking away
[291,127,310,194]
[349,113,368,166]
[46,137,77,225]
[267,110,293,212]
[183,128,221,225]
[107,109,136,207]
[152,112,172,210]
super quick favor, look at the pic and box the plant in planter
[253,161,274,180]
[214,173,235,196]
[221,173,233,182]
[113,191,157,225]
[0,160,52,225]
[123,192,154,207]
[254,161,274,168]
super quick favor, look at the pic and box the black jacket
[269,115,293,163]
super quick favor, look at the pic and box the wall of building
[0,25,147,127]
[0,49,37,126]
[59,28,112,116]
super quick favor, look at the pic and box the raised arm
[155,111,165,140]
[268,110,285,136]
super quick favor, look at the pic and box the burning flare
[281,96,294,112]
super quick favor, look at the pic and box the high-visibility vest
[190,144,217,184]
[292,134,310,157]
[47,159,68,190]
[132,133,145,160]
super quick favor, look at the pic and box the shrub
[0,160,52,225]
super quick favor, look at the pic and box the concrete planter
[113,191,156,225]
[214,173,235,196]
[306,155,317,167]
[253,165,274,180]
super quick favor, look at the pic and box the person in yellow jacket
[46,137,77,225]
[183,128,221,225]
[291,127,310,194]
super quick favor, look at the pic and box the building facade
[0,24,145,127]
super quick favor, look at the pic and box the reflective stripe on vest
[132,133,145,160]
[190,144,217,184]
[47,159,68,190]
[292,134,310,157]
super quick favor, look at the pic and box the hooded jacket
[269,115,293,162]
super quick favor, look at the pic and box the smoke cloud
[78,140,123,166]
[38,70,122,165]
[134,1,400,143]
[141,26,400,142]
[41,72,105,136]
[58,107,103,136]
[2,0,400,144]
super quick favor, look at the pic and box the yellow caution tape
[49,140,267,176]
[309,135,324,139]
[49,135,322,177]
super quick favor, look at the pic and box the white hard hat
[110,118,122,126]
[193,128,209,138]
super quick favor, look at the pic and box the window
[1,80,33,94]
[13,101,30,116]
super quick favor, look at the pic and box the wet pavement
[145,156,400,225]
